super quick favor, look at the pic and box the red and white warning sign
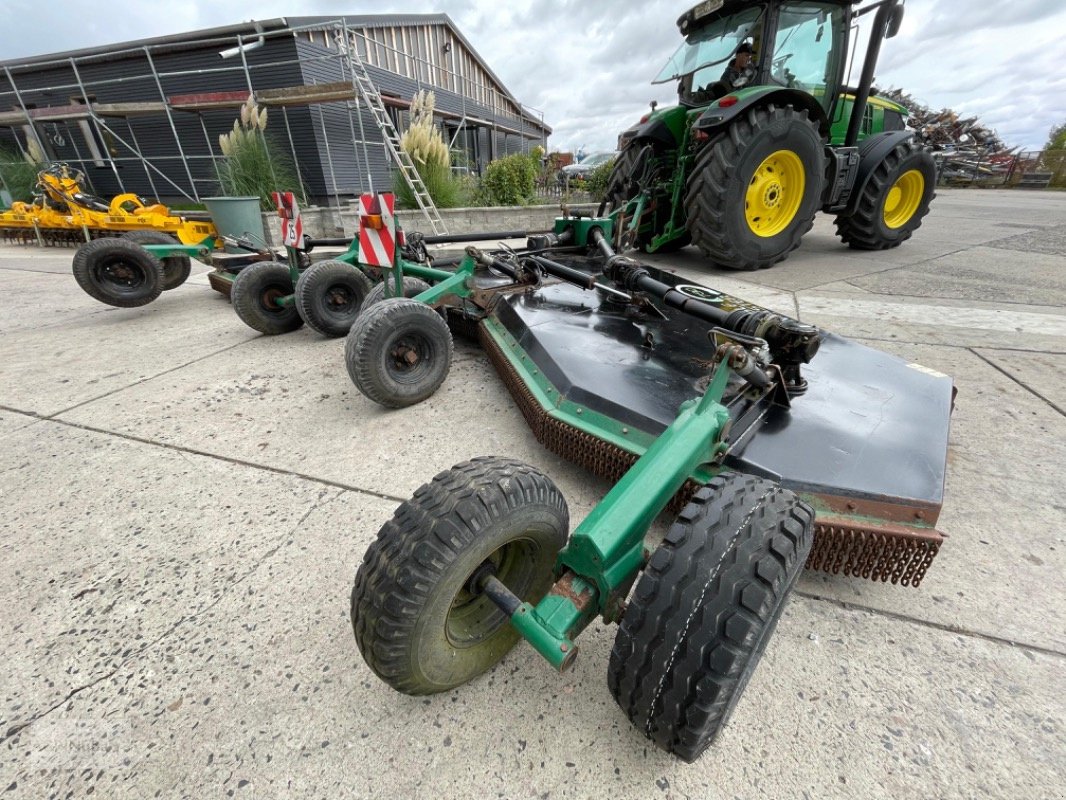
[272,191,303,247]
[358,192,397,267]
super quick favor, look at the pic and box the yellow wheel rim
[883,169,925,229]
[745,149,805,237]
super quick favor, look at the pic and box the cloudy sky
[1,0,1063,151]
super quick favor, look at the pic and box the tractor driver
[721,41,756,89]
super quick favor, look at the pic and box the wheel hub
[101,260,140,287]
[745,150,805,238]
[883,169,925,229]
[391,342,421,368]
[761,181,783,208]
[327,286,353,308]
[261,287,285,309]
[446,540,535,648]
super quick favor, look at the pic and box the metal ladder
[336,27,447,235]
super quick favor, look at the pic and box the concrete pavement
[1,188,1063,798]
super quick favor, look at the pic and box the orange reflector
[362,214,384,230]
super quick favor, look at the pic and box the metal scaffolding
[0,17,549,219]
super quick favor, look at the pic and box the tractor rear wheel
[835,137,935,250]
[293,259,373,338]
[351,456,569,694]
[72,237,165,307]
[607,473,814,762]
[684,104,823,270]
[230,261,303,335]
[362,276,431,308]
[345,298,453,408]
[121,230,191,290]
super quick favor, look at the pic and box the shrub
[585,157,616,201]
[480,153,537,206]
[394,90,466,209]
[217,96,303,210]
[0,146,41,205]
[393,161,469,209]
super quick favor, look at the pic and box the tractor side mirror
[886,5,905,38]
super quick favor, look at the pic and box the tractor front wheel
[72,237,165,307]
[685,104,823,270]
[121,230,191,290]
[351,457,569,694]
[345,298,453,408]
[835,137,935,250]
[230,261,303,335]
[293,259,373,338]
[607,473,814,762]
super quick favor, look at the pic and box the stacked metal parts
[878,87,1017,185]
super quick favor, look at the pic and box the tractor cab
[661,1,851,115]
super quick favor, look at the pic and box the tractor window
[883,108,905,131]
[770,3,844,108]
[653,7,764,85]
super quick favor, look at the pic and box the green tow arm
[501,360,733,670]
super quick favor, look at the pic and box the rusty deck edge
[207,270,233,297]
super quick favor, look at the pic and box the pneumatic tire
[599,144,690,253]
[72,237,164,307]
[351,456,569,694]
[607,472,814,762]
[345,298,453,408]
[231,261,303,335]
[835,137,935,250]
[684,104,824,270]
[293,259,373,337]
[121,230,191,290]
[362,275,431,308]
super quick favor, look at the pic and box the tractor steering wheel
[769,52,794,85]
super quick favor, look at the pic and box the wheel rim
[386,329,436,384]
[882,169,925,229]
[745,150,805,237]
[95,257,147,295]
[446,538,538,647]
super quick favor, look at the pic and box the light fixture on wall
[442,42,452,53]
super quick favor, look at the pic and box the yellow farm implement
[0,163,216,246]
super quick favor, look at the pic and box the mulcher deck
[479,261,952,586]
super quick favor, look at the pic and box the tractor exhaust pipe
[845,0,900,147]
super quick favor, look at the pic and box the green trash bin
[203,196,267,252]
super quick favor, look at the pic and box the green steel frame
[356,216,746,674]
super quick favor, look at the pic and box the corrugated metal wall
[0,20,549,204]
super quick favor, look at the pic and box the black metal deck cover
[491,263,953,511]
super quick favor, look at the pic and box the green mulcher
[343,203,954,761]
[602,0,936,269]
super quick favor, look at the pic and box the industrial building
[0,15,551,206]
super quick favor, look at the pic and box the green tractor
[605,0,935,269]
